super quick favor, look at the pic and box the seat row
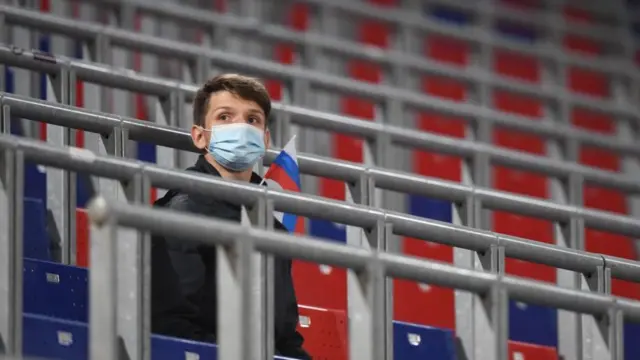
[22,256,561,360]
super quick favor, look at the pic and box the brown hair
[192,73,272,127]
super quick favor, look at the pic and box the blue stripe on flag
[309,219,346,244]
[273,151,301,190]
[281,212,297,233]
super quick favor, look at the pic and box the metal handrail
[1,106,640,282]
[1,4,640,143]
[71,0,636,126]
[0,49,638,192]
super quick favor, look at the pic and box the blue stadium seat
[24,163,47,206]
[23,197,50,260]
[409,196,452,223]
[495,21,537,43]
[23,313,88,360]
[152,335,217,360]
[509,301,558,347]
[428,6,470,25]
[24,313,307,360]
[23,258,88,322]
[393,321,457,360]
[625,322,640,360]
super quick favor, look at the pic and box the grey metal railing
[294,0,638,72]
[1,45,639,191]
[4,90,640,252]
[2,4,640,142]
[64,0,639,129]
[1,132,640,359]
[86,194,638,360]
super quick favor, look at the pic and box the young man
[150,74,310,359]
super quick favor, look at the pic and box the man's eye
[248,117,258,124]
[219,114,230,121]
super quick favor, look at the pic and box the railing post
[364,219,393,359]
[88,197,119,360]
[487,277,509,360]
[0,102,10,134]
[218,207,256,360]
[46,60,74,264]
[349,239,385,360]
[0,146,23,357]
[588,261,623,360]
[247,194,274,359]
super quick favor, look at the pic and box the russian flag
[263,136,302,233]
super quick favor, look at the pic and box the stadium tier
[1,0,640,359]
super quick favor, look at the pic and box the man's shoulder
[164,192,192,211]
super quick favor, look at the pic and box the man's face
[191,91,270,151]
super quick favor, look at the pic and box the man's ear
[264,128,271,150]
[191,125,208,150]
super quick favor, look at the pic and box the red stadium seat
[492,45,555,283]
[293,262,348,312]
[297,305,348,360]
[76,208,89,268]
[509,340,558,360]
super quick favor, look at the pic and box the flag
[262,135,302,233]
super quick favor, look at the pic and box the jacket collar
[194,155,265,185]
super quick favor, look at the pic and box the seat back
[23,258,88,322]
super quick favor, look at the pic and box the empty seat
[75,208,90,268]
[23,197,51,260]
[625,322,640,360]
[23,312,303,360]
[393,321,457,360]
[296,305,348,360]
[152,334,217,360]
[508,340,558,360]
[24,163,47,205]
[23,313,88,360]
[428,5,470,25]
[303,220,347,311]
[509,301,558,347]
[23,258,88,322]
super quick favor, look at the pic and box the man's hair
[192,73,272,127]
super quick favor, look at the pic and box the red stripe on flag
[266,165,299,192]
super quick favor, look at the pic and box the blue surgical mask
[205,123,266,171]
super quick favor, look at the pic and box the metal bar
[86,197,640,320]
[89,201,119,360]
[3,92,640,218]
[217,214,256,360]
[71,0,631,78]
[293,0,634,78]
[1,133,638,283]
[0,147,20,357]
[5,89,639,197]
[2,10,640,151]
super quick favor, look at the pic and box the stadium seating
[2,0,640,359]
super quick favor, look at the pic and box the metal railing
[86,194,639,360]
[67,0,639,130]
[294,0,639,74]
[2,4,640,145]
[0,45,639,191]
[4,90,640,258]
[1,132,640,360]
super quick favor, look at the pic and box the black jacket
[150,156,310,359]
